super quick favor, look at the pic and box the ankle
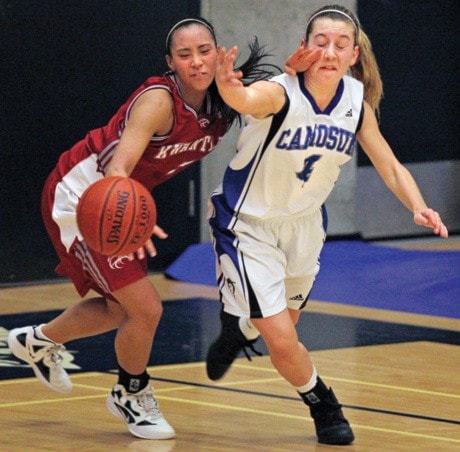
[294,367,318,394]
[298,376,333,407]
[118,366,149,393]
[35,324,56,343]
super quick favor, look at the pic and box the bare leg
[252,308,314,387]
[111,277,163,375]
[42,297,126,343]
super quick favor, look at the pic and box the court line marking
[2,361,458,400]
[3,373,459,421]
[1,376,459,443]
[230,363,460,399]
[156,394,460,444]
[1,387,458,444]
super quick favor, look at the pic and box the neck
[303,76,339,111]
[175,77,207,113]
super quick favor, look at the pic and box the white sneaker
[8,325,72,394]
[107,384,176,439]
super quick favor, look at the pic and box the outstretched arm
[357,102,448,238]
[215,46,285,118]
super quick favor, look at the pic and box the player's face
[306,18,359,85]
[166,25,218,92]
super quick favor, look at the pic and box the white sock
[294,367,318,393]
[34,324,55,342]
[238,317,260,340]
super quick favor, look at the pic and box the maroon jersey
[42,73,228,299]
[53,73,227,191]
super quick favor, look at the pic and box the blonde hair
[351,29,383,116]
[306,5,384,115]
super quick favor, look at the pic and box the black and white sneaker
[302,377,355,445]
[206,309,262,381]
[8,325,72,394]
[106,384,176,439]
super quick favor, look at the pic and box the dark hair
[165,17,217,56]
[221,37,281,128]
[165,18,280,130]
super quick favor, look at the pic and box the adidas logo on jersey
[345,109,353,117]
[289,294,304,301]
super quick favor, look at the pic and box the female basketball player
[7,17,297,440]
[205,5,449,445]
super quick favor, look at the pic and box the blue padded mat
[165,241,460,319]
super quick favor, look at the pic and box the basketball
[77,176,156,256]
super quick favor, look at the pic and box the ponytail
[351,29,383,117]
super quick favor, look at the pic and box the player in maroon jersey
[8,17,303,439]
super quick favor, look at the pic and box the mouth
[191,72,208,78]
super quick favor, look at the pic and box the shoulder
[125,75,175,110]
[270,73,296,89]
[133,89,174,118]
[133,74,179,101]
[128,84,174,125]
[343,75,363,95]
[357,100,380,138]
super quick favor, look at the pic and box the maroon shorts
[41,171,147,301]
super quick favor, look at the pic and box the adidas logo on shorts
[289,294,304,301]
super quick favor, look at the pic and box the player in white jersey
[206,5,448,446]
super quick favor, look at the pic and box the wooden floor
[1,237,459,451]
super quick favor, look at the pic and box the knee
[266,335,298,361]
[121,295,163,330]
[136,299,163,328]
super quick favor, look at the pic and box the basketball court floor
[1,237,459,451]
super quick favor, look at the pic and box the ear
[350,45,360,66]
[166,54,174,71]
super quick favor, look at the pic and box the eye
[199,46,213,55]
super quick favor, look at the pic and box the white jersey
[221,73,364,220]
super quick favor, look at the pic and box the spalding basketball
[77,176,156,256]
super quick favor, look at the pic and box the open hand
[129,224,169,260]
[216,46,244,88]
[284,40,322,76]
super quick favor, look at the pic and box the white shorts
[208,194,327,318]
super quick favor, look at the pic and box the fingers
[143,239,157,258]
[430,212,449,238]
[283,64,297,76]
[152,224,168,239]
[284,47,322,74]
[123,225,168,261]
[216,46,243,88]
[414,209,449,238]
[217,46,238,68]
[136,225,168,258]
[128,238,157,261]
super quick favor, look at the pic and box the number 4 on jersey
[296,155,322,186]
